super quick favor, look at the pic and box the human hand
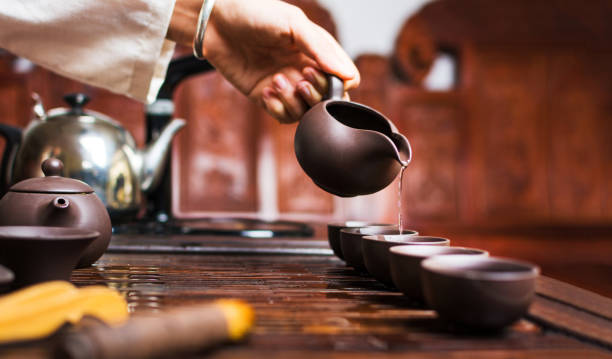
[168,0,360,123]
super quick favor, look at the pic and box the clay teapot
[0,158,111,268]
[0,93,185,220]
[294,75,411,197]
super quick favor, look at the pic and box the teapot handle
[0,124,22,195]
[323,74,345,101]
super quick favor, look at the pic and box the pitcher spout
[137,118,186,193]
[389,132,412,167]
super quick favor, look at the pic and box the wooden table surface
[2,233,611,358]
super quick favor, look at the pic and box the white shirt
[0,0,177,103]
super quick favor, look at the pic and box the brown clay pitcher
[294,75,411,197]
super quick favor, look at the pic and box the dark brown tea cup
[0,226,100,289]
[327,221,390,260]
[362,235,450,286]
[340,227,418,271]
[389,245,488,302]
[421,255,539,330]
[0,264,14,293]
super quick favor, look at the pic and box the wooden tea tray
[2,234,610,358]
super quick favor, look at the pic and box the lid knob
[42,158,64,177]
[63,93,90,114]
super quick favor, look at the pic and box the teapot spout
[137,118,186,193]
[390,132,412,167]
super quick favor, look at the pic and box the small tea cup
[362,235,449,286]
[421,255,539,330]
[340,227,417,271]
[327,221,390,260]
[0,226,99,289]
[389,245,488,302]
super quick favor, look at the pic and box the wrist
[193,0,217,59]
[167,0,202,47]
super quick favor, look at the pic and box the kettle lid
[10,158,94,194]
[61,93,89,115]
[45,93,120,128]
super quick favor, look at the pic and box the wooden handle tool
[56,299,254,359]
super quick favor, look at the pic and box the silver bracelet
[193,0,216,59]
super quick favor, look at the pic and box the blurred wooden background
[1,0,611,296]
[1,0,611,230]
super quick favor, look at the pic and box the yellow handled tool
[0,281,128,343]
[0,281,255,359]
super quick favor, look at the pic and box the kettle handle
[323,74,345,101]
[156,56,215,100]
[0,124,21,195]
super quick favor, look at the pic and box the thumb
[292,17,360,90]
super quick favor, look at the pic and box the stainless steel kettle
[0,93,185,220]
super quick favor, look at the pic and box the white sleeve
[0,0,177,103]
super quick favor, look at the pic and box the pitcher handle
[323,74,345,101]
[0,124,21,195]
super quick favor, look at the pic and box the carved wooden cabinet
[388,0,612,228]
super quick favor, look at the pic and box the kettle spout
[390,132,412,167]
[31,93,46,119]
[138,118,186,193]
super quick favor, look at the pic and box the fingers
[262,87,291,123]
[302,66,352,102]
[302,66,327,94]
[259,66,354,123]
[272,74,307,122]
[261,73,309,124]
[290,11,360,89]
[296,81,322,107]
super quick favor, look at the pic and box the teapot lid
[10,158,94,194]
